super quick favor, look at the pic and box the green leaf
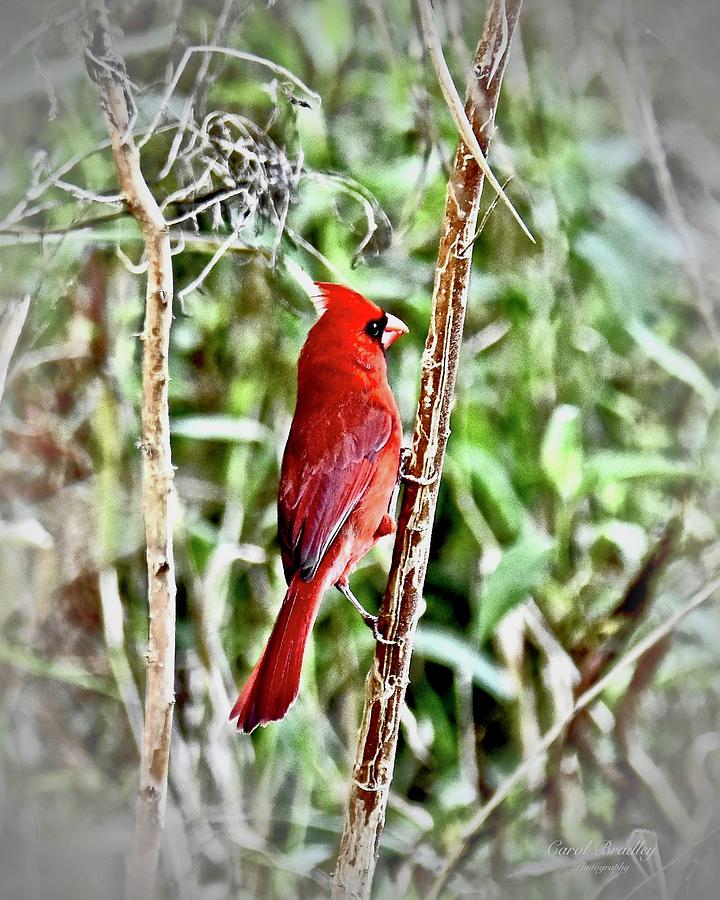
[627,319,717,412]
[541,405,583,500]
[0,644,117,698]
[575,232,650,311]
[477,531,555,642]
[595,520,648,555]
[596,186,683,262]
[583,451,694,487]
[414,626,515,700]
[451,444,528,540]
[171,415,268,443]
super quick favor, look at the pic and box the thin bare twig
[0,211,127,238]
[140,44,320,156]
[176,219,245,309]
[116,245,149,276]
[0,124,177,231]
[284,225,346,280]
[85,5,177,899]
[0,227,260,267]
[53,179,123,207]
[462,173,514,251]
[164,186,253,226]
[303,171,391,264]
[331,4,525,898]
[156,0,239,179]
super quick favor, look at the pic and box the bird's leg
[399,446,439,486]
[336,580,403,646]
[388,470,402,515]
[336,580,377,631]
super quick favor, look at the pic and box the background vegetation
[1,1,719,898]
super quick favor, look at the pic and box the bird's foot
[337,581,377,631]
[399,447,438,486]
[373,626,404,647]
[335,581,403,646]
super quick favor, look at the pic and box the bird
[230,282,408,733]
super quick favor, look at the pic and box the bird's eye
[365,315,387,341]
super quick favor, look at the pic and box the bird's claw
[399,447,438,486]
[373,623,403,647]
[362,611,402,647]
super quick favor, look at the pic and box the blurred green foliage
[1,1,720,898]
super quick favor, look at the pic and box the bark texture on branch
[332,3,523,898]
[333,0,522,900]
[85,4,177,899]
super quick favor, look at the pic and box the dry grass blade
[176,219,246,309]
[99,567,143,749]
[0,295,30,405]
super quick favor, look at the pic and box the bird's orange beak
[382,312,409,349]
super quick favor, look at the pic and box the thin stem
[85,5,177,899]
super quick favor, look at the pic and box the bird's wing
[278,401,393,583]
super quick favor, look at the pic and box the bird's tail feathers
[230,574,324,733]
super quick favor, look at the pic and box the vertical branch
[85,4,177,899]
[331,2,524,898]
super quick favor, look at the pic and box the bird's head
[311,282,408,359]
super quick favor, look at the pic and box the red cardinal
[230,282,408,733]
